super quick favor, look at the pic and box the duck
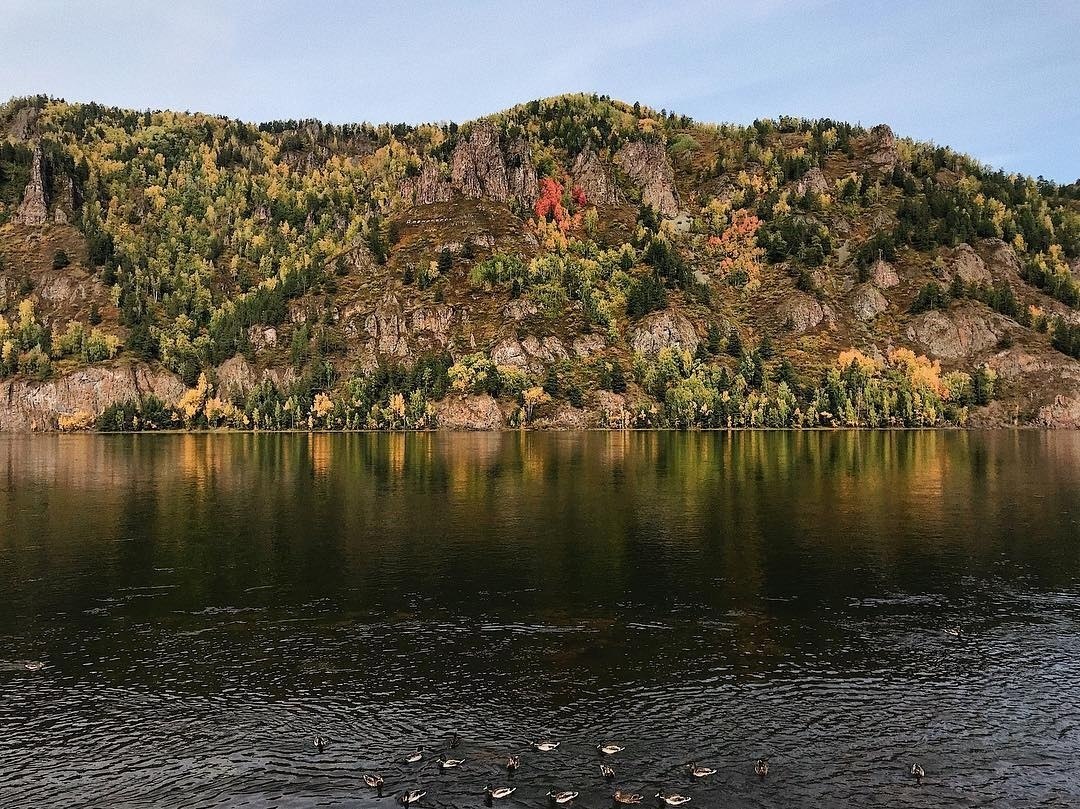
[656,793,691,806]
[23,661,44,671]
[944,626,961,637]
[485,785,517,799]
[688,764,716,778]
[506,755,521,771]
[446,732,461,749]
[438,755,465,769]
[755,758,769,778]
[404,747,423,764]
[547,791,579,804]
[599,763,616,779]
[911,763,925,781]
[613,790,643,804]
[533,740,561,752]
[399,790,426,805]
[597,744,625,756]
[313,736,326,752]
[363,774,384,789]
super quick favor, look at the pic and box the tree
[437,248,453,273]
[52,250,70,269]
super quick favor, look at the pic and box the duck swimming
[755,758,769,778]
[911,763,925,781]
[446,732,460,749]
[400,790,426,805]
[485,785,517,799]
[599,763,615,779]
[404,747,423,763]
[597,744,625,756]
[533,741,561,752]
[613,790,643,804]
[23,661,44,671]
[547,791,578,804]
[688,764,715,778]
[656,793,691,806]
[363,774,384,789]
[438,755,465,769]
[506,755,521,771]
[313,736,326,752]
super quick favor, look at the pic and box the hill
[1,92,1079,430]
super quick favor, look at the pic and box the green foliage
[909,282,950,314]
[52,250,70,270]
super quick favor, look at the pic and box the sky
[2,0,1077,181]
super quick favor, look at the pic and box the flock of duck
[310,732,929,805]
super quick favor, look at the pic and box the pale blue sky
[2,0,1077,180]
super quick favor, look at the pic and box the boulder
[629,310,699,354]
[978,238,1023,280]
[850,283,889,321]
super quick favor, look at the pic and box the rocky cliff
[1,93,1078,431]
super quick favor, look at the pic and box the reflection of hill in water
[2,432,1080,806]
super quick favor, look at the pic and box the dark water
[1,432,1079,809]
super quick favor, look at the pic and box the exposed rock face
[490,334,567,371]
[629,310,699,354]
[15,145,49,225]
[850,283,889,321]
[1036,396,1080,429]
[866,124,897,173]
[869,258,899,289]
[434,394,504,430]
[6,106,39,141]
[506,138,539,206]
[779,293,833,334]
[452,121,511,202]
[0,364,184,431]
[978,238,1023,279]
[794,167,829,197]
[248,325,278,350]
[905,305,1006,359]
[363,293,410,357]
[401,123,537,209]
[945,243,992,285]
[571,148,619,206]
[502,299,538,321]
[614,140,678,217]
[399,162,453,206]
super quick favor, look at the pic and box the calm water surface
[1,431,1079,808]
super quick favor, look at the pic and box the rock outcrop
[944,243,992,286]
[794,167,830,197]
[434,394,504,430]
[401,123,537,209]
[614,140,678,217]
[779,293,833,334]
[571,148,619,206]
[629,310,698,354]
[490,334,568,371]
[850,283,889,321]
[1036,396,1080,429]
[15,145,49,225]
[869,258,899,289]
[866,124,897,173]
[0,364,185,431]
[905,305,1007,359]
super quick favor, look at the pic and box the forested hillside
[1,93,1078,430]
